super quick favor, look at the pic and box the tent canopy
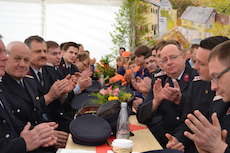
[0,0,122,63]
[1,0,123,6]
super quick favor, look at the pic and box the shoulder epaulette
[193,76,201,81]
[213,95,223,102]
[0,77,2,82]
[154,71,166,78]
[25,75,34,79]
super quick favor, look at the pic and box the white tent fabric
[0,0,121,61]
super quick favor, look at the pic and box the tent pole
[41,0,47,39]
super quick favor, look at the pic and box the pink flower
[113,92,118,96]
[113,88,119,93]
[101,89,107,96]
[108,86,112,91]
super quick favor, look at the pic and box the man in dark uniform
[3,41,47,125]
[2,41,77,149]
[181,40,230,153]
[24,36,77,133]
[166,36,230,153]
[58,41,92,95]
[137,44,198,148]
[0,35,56,153]
[59,42,79,77]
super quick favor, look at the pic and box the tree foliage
[169,0,194,17]
[109,0,132,55]
[201,0,230,15]
[110,0,150,55]
[206,22,230,37]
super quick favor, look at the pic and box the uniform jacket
[137,64,199,134]
[132,66,150,98]
[2,73,47,125]
[0,83,26,153]
[0,83,54,153]
[117,65,126,76]
[185,58,192,68]
[210,97,230,152]
[28,66,73,132]
[58,58,79,79]
[174,79,215,152]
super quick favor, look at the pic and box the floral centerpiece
[94,54,116,83]
[90,85,132,105]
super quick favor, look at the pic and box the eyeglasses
[81,61,88,68]
[210,67,230,83]
[161,54,182,64]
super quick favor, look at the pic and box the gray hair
[6,41,30,55]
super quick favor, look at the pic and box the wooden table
[65,115,163,152]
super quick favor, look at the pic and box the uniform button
[35,121,38,124]
[2,120,6,124]
[12,110,14,113]
[60,112,63,116]
[17,109,20,113]
[176,116,180,120]
[34,108,37,111]
[5,134,10,138]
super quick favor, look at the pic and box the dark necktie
[67,67,71,74]
[37,72,44,86]
[0,99,18,138]
[19,81,24,88]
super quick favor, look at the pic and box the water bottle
[99,75,105,89]
[116,102,130,139]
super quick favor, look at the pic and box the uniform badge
[154,71,166,78]
[184,74,189,82]
[205,90,208,94]
[62,63,66,69]
[213,95,223,102]
[27,70,32,76]
[226,107,230,115]
[25,75,34,79]
[193,76,201,81]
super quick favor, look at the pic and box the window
[209,24,212,29]
[221,18,225,22]
[192,22,194,27]
[186,30,188,34]
[199,32,201,36]
[198,24,201,27]
[184,21,187,25]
